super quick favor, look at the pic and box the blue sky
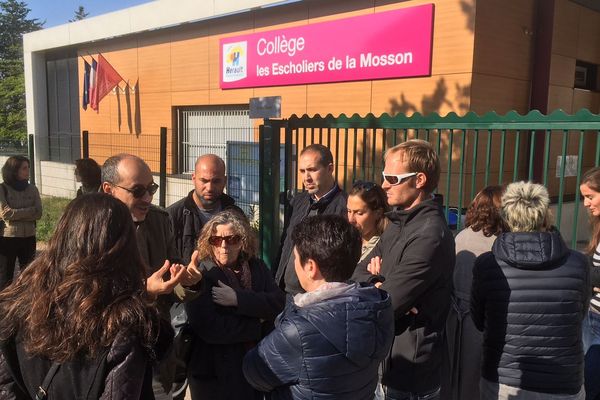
[26,0,154,28]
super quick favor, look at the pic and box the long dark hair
[1,155,29,186]
[582,167,600,254]
[0,193,157,362]
[349,181,389,236]
[75,158,101,190]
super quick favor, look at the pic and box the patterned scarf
[221,259,252,290]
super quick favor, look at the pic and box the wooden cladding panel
[170,35,210,92]
[548,85,574,113]
[549,54,576,88]
[553,0,579,58]
[470,74,531,115]
[137,41,171,94]
[577,10,600,64]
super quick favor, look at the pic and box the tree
[69,5,88,22]
[0,0,43,140]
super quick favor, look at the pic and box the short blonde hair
[384,139,440,194]
[501,181,551,232]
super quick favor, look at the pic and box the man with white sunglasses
[353,139,455,400]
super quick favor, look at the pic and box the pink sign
[220,4,434,89]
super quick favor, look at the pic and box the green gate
[259,109,600,266]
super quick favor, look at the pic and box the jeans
[374,384,440,400]
[583,310,600,400]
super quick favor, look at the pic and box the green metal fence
[259,109,600,264]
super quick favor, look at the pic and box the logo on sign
[223,42,247,82]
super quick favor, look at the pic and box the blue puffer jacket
[243,282,394,399]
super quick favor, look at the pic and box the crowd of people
[0,140,599,400]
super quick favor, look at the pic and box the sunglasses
[208,235,242,247]
[352,180,377,191]
[381,172,417,186]
[115,182,159,198]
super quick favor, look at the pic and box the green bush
[37,196,72,243]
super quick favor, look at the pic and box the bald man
[168,154,244,264]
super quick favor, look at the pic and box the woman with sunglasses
[185,209,285,400]
[347,181,389,262]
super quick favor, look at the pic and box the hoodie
[471,230,590,395]
[243,282,394,400]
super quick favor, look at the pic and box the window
[574,60,598,91]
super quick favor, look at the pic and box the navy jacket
[471,230,590,395]
[243,283,394,399]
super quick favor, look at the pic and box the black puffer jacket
[242,283,394,399]
[471,230,590,395]
[167,191,243,264]
[0,333,153,400]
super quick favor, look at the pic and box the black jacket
[185,257,285,399]
[471,230,590,395]
[352,199,455,394]
[0,333,153,400]
[167,191,243,264]
[243,283,394,399]
[274,187,347,294]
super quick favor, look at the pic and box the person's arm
[100,335,150,400]
[380,223,451,318]
[186,283,262,344]
[235,260,285,319]
[243,317,302,392]
[351,240,383,283]
[470,254,489,332]
[0,186,42,222]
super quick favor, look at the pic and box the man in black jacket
[353,139,455,400]
[275,144,347,295]
[167,154,243,264]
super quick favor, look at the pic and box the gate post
[159,127,167,208]
[28,134,35,186]
[82,130,89,159]
[259,119,281,269]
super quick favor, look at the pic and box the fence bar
[484,131,492,187]
[159,127,167,208]
[572,131,585,248]
[457,130,466,230]
[596,131,600,167]
[436,129,442,157]
[528,130,536,181]
[470,130,479,201]
[445,129,454,220]
[334,128,340,182]
[343,128,349,191]
[361,129,367,180]
[556,130,569,229]
[498,130,506,184]
[371,129,378,182]
[352,129,358,183]
[28,134,35,186]
[513,130,520,182]
[543,130,551,186]
[82,130,89,159]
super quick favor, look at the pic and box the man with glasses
[275,144,347,295]
[353,139,455,400]
[101,153,202,400]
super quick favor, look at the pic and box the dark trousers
[0,236,36,290]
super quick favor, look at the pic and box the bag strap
[35,362,60,400]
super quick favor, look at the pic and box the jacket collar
[492,228,569,270]
[309,185,342,211]
[385,198,443,227]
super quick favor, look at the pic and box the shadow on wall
[388,77,471,116]
[115,79,142,136]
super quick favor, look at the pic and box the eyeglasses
[381,172,417,186]
[352,180,377,191]
[208,235,242,247]
[114,182,159,198]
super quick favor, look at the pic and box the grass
[37,196,72,243]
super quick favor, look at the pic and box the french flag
[89,58,98,110]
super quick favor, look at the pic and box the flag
[82,59,91,110]
[90,54,123,111]
[89,58,98,110]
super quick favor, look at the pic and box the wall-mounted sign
[220,4,434,89]
[249,96,281,119]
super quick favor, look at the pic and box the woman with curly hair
[185,210,285,400]
[0,193,159,399]
[441,185,505,400]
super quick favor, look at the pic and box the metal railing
[258,109,600,263]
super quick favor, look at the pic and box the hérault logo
[223,41,247,82]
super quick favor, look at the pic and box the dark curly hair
[0,193,157,362]
[75,158,101,191]
[582,167,600,254]
[464,185,505,237]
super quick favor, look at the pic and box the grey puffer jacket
[0,333,153,400]
[0,183,42,238]
[471,230,590,395]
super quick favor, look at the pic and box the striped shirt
[592,242,600,312]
